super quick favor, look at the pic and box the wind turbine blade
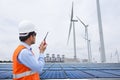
[76,16,86,27]
[71,2,74,21]
[67,2,74,45]
[67,21,72,45]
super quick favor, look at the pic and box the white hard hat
[18,20,36,36]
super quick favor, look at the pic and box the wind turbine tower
[115,49,120,63]
[67,2,78,60]
[96,0,106,63]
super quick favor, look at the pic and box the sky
[0,0,120,63]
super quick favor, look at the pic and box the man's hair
[19,31,36,42]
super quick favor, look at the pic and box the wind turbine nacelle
[72,20,78,22]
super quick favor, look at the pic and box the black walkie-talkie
[43,32,49,45]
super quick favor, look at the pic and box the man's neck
[24,41,31,46]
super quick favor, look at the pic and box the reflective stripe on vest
[13,71,36,79]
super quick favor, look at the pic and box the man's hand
[39,40,47,53]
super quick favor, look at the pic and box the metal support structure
[88,40,92,62]
[73,22,77,60]
[85,27,92,62]
[96,0,106,63]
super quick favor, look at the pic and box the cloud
[0,0,120,63]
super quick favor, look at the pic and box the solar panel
[66,71,94,79]
[41,71,67,79]
[0,71,12,79]
[49,68,62,71]
[62,67,75,71]
[84,70,120,78]
[0,63,120,79]
[102,70,120,76]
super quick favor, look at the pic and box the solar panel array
[0,63,120,79]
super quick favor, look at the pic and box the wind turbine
[67,2,78,60]
[77,17,92,62]
[115,49,120,63]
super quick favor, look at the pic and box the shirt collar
[20,42,32,50]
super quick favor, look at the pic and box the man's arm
[18,49,45,74]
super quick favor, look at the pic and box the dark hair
[19,31,36,42]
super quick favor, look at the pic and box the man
[12,20,47,80]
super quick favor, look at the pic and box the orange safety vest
[12,45,40,80]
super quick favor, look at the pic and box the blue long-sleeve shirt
[18,42,45,74]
